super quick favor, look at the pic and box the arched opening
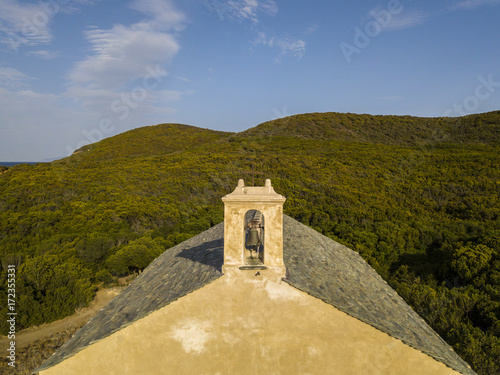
[244,209,265,266]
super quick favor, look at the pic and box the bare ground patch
[0,286,124,374]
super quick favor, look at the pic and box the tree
[451,244,494,281]
[105,237,164,276]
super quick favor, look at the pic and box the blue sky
[0,0,499,161]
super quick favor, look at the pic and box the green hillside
[1,111,499,374]
[71,123,233,160]
[239,111,500,145]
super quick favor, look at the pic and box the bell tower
[222,179,286,278]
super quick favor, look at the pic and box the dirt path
[0,286,123,351]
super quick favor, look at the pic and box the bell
[246,228,260,247]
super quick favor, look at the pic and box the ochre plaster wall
[40,274,461,375]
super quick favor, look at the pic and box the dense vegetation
[1,112,499,374]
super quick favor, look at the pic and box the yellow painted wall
[40,273,461,375]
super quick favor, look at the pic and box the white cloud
[204,0,278,23]
[361,6,429,32]
[69,25,179,89]
[304,24,319,36]
[0,1,190,161]
[27,50,58,59]
[204,1,286,64]
[0,0,52,48]
[43,0,191,157]
[452,0,500,10]
[69,0,184,90]
[67,0,185,116]
[129,0,185,31]
[64,85,122,113]
[0,0,88,51]
[173,75,191,83]
[252,32,306,64]
[0,66,32,89]
[384,10,430,30]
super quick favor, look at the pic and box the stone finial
[224,178,282,198]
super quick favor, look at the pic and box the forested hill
[71,123,233,160]
[1,111,499,374]
[238,111,500,145]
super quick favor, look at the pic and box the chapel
[35,179,476,375]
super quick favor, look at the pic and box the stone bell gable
[221,179,286,277]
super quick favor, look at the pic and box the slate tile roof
[36,216,476,375]
[282,216,475,375]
